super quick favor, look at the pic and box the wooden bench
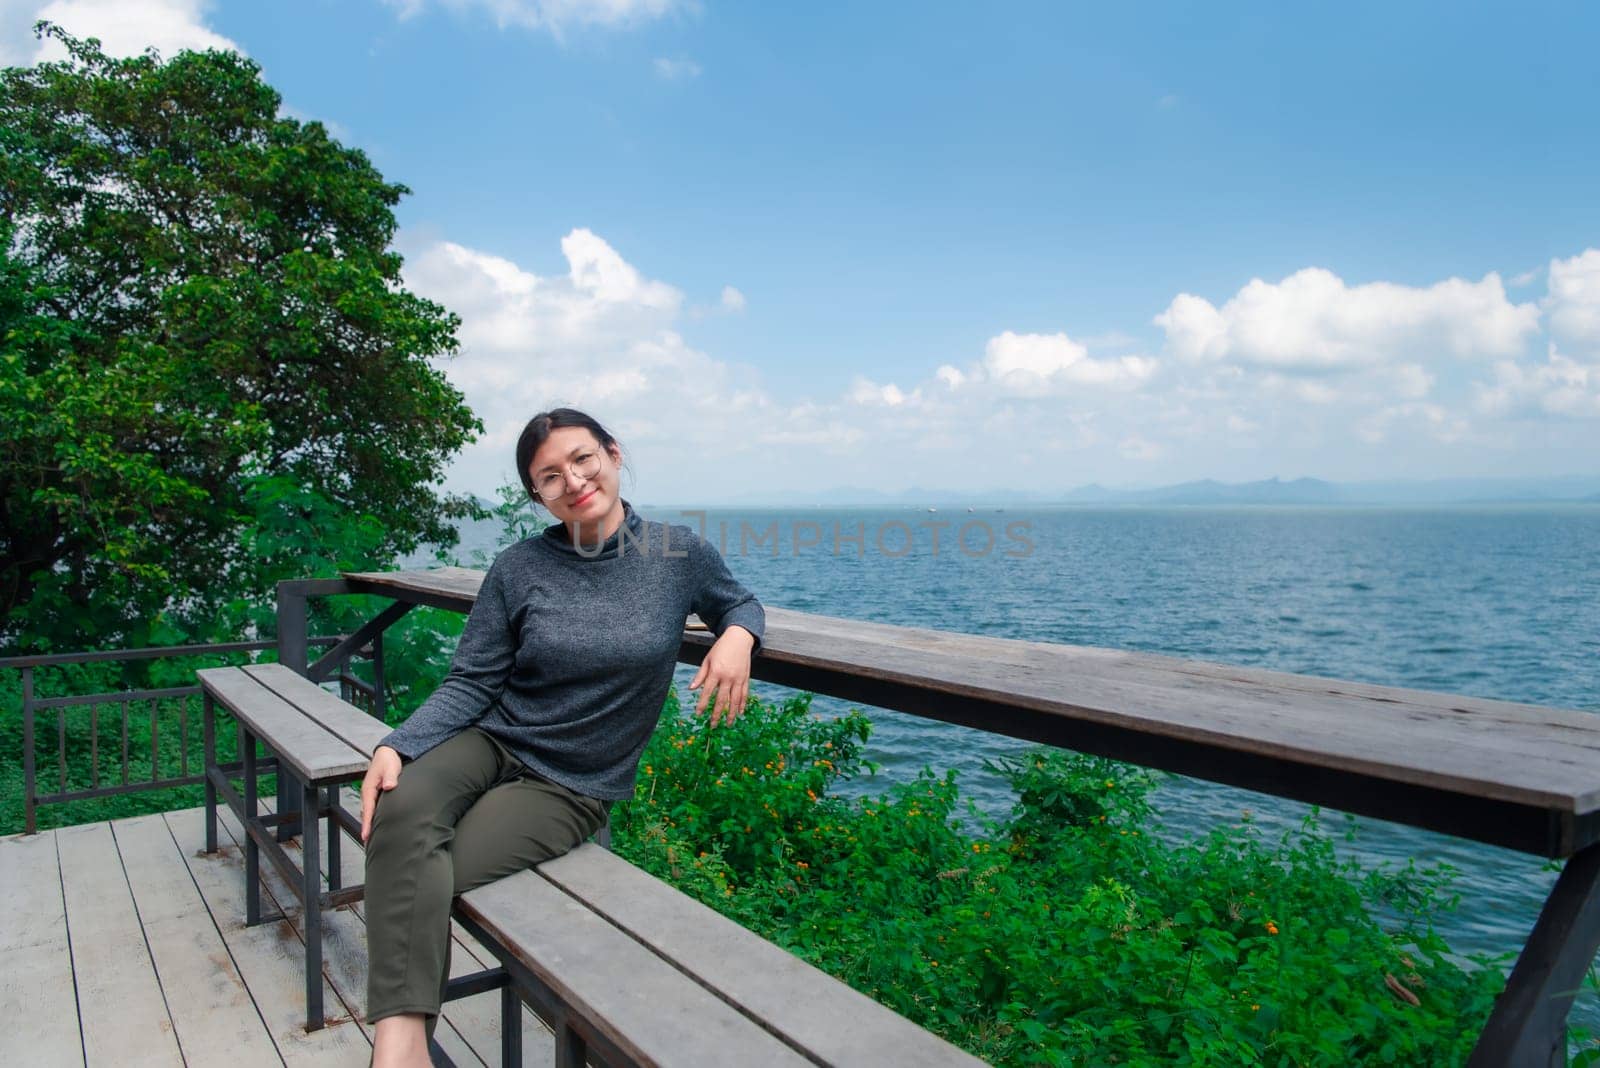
[457,846,984,1067]
[199,663,391,1031]
[199,663,981,1066]
[299,567,1600,1063]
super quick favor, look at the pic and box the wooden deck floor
[1,794,557,1067]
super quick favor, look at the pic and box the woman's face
[528,426,625,540]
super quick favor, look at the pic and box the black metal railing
[3,636,365,833]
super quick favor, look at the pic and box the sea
[423,503,1600,987]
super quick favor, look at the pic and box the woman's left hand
[689,625,756,727]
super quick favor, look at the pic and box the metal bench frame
[201,670,367,1031]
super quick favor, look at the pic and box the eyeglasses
[533,450,603,501]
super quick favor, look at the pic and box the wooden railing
[275,565,1600,1067]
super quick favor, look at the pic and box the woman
[358,407,763,1068]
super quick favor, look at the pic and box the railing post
[372,633,386,722]
[22,666,36,835]
[1468,841,1600,1067]
[276,580,310,840]
[276,580,310,675]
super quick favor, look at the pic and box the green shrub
[613,692,1507,1066]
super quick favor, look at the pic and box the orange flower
[1265,922,1279,936]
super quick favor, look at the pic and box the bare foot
[372,1013,431,1068]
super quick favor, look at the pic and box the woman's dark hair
[515,408,622,505]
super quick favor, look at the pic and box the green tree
[0,25,481,651]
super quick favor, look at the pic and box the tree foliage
[0,25,481,650]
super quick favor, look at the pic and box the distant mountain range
[684,475,1600,508]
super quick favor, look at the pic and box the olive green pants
[364,727,608,1023]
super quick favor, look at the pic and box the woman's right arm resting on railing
[360,556,515,842]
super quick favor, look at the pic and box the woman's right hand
[360,745,404,844]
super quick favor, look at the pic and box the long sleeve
[378,506,766,800]
[380,557,515,761]
[689,534,765,652]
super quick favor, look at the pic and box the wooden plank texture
[244,664,391,757]
[538,844,985,1067]
[344,567,483,612]
[750,607,1600,810]
[55,821,183,1066]
[0,831,83,1067]
[459,871,813,1068]
[197,668,369,782]
[114,814,282,1066]
[166,807,370,1067]
[350,569,1600,835]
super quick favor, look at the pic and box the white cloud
[561,227,680,310]
[1475,344,1600,420]
[2,0,238,65]
[981,331,1157,390]
[1156,267,1539,371]
[1546,249,1600,356]
[719,285,746,312]
[1119,435,1164,461]
[382,0,686,36]
[400,229,775,497]
[847,377,919,408]
[404,237,1600,499]
[1389,363,1435,399]
[1355,402,1468,445]
[653,56,701,80]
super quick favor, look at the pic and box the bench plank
[114,813,283,1066]
[0,830,83,1067]
[754,607,1600,810]
[346,569,1600,855]
[539,844,985,1067]
[56,821,184,1066]
[198,667,370,782]
[345,566,484,612]
[459,871,813,1068]
[245,663,392,758]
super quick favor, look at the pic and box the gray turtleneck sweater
[379,502,764,799]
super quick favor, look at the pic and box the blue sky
[5,1,1599,501]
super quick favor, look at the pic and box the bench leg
[1468,841,1600,1067]
[276,580,309,842]
[325,785,342,896]
[501,983,522,1068]
[243,727,263,926]
[555,1013,585,1068]
[203,692,218,854]
[302,779,324,1032]
[277,771,302,842]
